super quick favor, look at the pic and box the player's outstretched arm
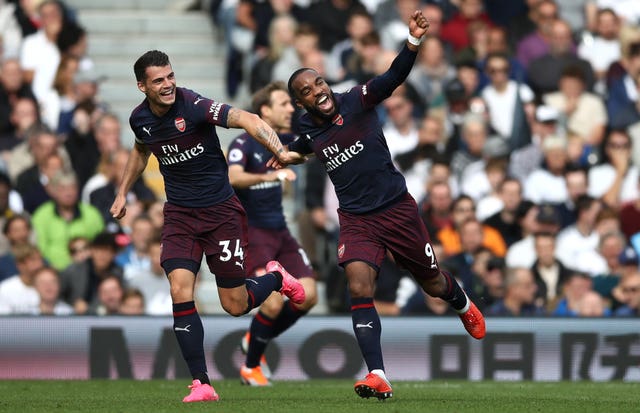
[110,142,150,219]
[227,107,305,165]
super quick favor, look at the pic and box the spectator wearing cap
[531,231,572,311]
[555,195,602,273]
[31,170,104,270]
[506,201,562,269]
[58,231,123,314]
[543,65,608,152]
[588,129,638,210]
[509,105,561,182]
[523,134,570,204]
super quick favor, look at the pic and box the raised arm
[110,142,151,219]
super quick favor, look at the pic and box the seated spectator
[406,35,457,111]
[576,290,611,317]
[20,0,66,104]
[614,271,640,316]
[450,113,488,183]
[472,252,505,310]
[588,129,638,209]
[531,231,571,311]
[555,195,602,273]
[441,217,487,298]
[67,236,91,264]
[605,41,640,129]
[543,65,607,152]
[383,90,419,161]
[462,155,509,220]
[0,97,39,164]
[0,59,36,139]
[480,52,534,149]
[577,8,621,93]
[553,165,589,229]
[484,178,524,246]
[16,151,64,214]
[0,214,33,281]
[32,170,104,270]
[527,19,594,98]
[119,288,145,315]
[116,214,155,282]
[33,266,73,315]
[506,201,562,268]
[552,271,596,316]
[592,245,639,312]
[509,104,561,182]
[486,267,546,316]
[516,0,559,69]
[419,180,454,236]
[523,134,570,204]
[437,195,507,258]
[440,0,494,52]
[124,233,168,315]
[0,173,24,256]
[58,231,123,314]
[89,148,156,234]
[0,243,44,314]
[92,275,124,316]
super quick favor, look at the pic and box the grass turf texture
[0,380,638,413]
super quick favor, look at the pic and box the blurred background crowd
[0,0,639,319]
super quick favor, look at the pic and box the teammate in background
[228,81,317,386]
[110,50,305,403]
[274,11,486,400]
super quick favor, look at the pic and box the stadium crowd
[0,0,639,318]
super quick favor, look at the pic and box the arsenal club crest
[175,117,186,132]
[338,243,345,258]
[332,114,343,126]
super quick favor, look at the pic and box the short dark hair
[134,50,171,82]
[90,232,118,251]
[251,81,288,116]
[287,68,316,98]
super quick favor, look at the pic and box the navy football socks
[350,297,384,372]
[172,301,210,384]
[246,302,307,368]
[246,311,274,368]
[244,272,282,312]
[440,271,469,312]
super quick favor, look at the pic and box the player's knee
[298,283,318,310]
[169,283,193,303]
[420,273,447,297]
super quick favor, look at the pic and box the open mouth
[316,94,333,113]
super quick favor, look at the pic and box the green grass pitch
[0,380,638,413]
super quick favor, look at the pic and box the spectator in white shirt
[555,194,602,273]
[0,243,44,314]
[33,266,73,315]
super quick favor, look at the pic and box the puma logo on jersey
[142,127,152,136]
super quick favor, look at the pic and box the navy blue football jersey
[129,87,234,208]
[289,85,408,214]
[228,132,297,229]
